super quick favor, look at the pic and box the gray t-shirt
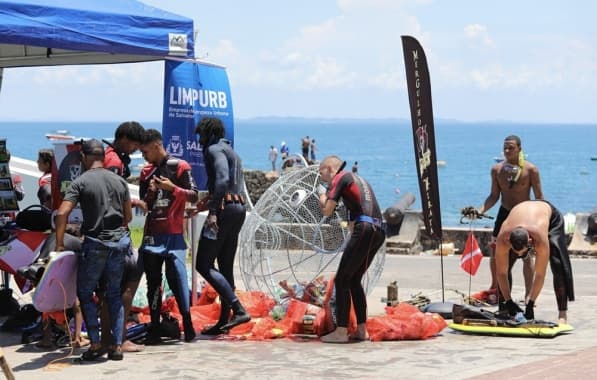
[64,167,130,241]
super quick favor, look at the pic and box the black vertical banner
[401,35,442,240]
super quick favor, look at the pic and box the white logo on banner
[166,136,184,157]
[168,33,188,56]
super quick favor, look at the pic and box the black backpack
[15,204,52,231]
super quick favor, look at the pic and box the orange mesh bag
[278,299,309,334]
[366,316,406,341]
[314,276,356,336]
[197,283,218,305]
[236,290,276,318]
[247,317,286,340]
[228,319,256,336]
[367,302,447,341]
[188,303,222,331]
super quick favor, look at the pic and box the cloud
[464,23,495,48]
[305,57,357,89]
[467,35,597,91]
[24,63,159,87]
[221,2,423,94]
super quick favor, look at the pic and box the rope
[43,279,73,372]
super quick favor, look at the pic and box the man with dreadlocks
[495,200,574,324]
[317,155,385,343]
[194,117,250,335]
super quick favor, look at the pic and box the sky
[1,0,596,124]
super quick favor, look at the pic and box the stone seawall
[243,170,279,206]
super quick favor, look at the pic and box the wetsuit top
[203,138,245,215]
[104,145,131,179]
[139,156,198,235]
[327,171,382,222]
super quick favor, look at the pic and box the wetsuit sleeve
[139,166,156,209]
[174,161,198,203]
[104,149,124,176]
[327,172,351,202]
[206,146,229,213]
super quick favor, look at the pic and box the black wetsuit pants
[504,202,574,311]
[335,221,385,327]
[196,203,246,306]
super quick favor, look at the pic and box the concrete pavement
[2,254,597,380]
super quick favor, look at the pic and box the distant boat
[591,157,597,161]
[45,130,74,141]
[437,160,447,167]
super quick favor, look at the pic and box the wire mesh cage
[238,165,386,302]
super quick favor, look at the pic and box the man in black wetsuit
[194,117,250,335]
[317,155,385,343]
[495,200,574,324]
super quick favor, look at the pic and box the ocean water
[1,120,596,226]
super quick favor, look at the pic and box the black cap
[81,139,105,156]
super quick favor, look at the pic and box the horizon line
[1,117,596,126]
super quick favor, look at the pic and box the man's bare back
[498,200,551,240]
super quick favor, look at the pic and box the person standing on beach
[310,139,317,162]
[194,117,250,335]
[301,136,310,161]
[317,155,385,343]
[475,135,543,303]
[36,149,53,209]
[280,141,289,160]
[100,121,146,353]
[136,129,198,344]
[494,200,574,323]
[55,139,132,361]
[268,145,278,172]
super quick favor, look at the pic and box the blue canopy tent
[0,0,194,68]
[0,0,207,308]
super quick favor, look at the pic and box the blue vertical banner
[162,60,234,190]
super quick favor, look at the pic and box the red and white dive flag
[460,233,483,275]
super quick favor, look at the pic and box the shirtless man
[495,200,574,324]
[477,135,543,302]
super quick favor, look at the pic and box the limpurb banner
[162,60,234,190]
[401,36,442,240]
